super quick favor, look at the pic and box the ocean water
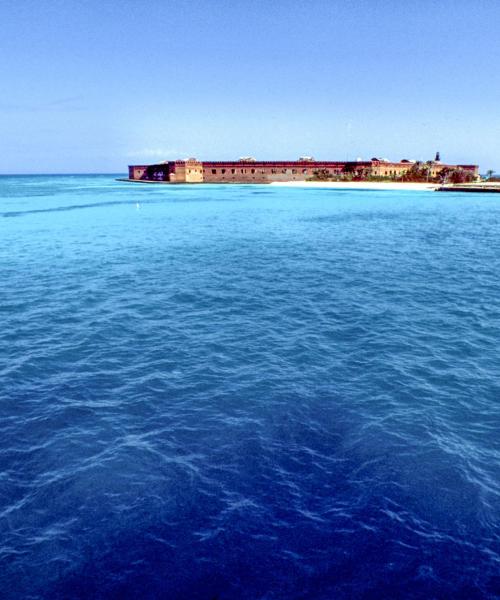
[1,175,500,600]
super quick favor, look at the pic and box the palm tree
[425,160,433,182]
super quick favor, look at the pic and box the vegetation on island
[484,169,500,182]
[309,161,477,184]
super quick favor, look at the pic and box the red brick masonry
[128,158,479,184]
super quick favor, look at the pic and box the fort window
[302,169,308,174]
[231,169,235,174]
[212,169,216,174]
[292,169,297,174]
[282,169,287,174]
[272,169,277,174]
[222,169,226,174]
[251,169,255,174]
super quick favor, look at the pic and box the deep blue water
[1,175,500,599]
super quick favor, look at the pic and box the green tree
[401,162,431,182]
[311,168,331,181]
[447,168,475,184]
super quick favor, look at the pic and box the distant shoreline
[270,181,439,191]
[116,178,440,191]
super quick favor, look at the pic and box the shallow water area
[1,175,500,599]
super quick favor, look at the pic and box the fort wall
[200,161,370,183]
[169,159,204,183]
[128,159,479,183]
[129,165,149,180]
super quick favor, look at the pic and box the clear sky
[1,0,499,173]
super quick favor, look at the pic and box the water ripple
[1,176,500,598]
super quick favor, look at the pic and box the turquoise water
[1,175,500,599]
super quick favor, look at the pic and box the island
[122,154,479,185]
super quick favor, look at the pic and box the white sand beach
[270,181,439,191]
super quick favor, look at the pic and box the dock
[437,183,500,193]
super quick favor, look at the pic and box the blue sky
[1,0,499,173]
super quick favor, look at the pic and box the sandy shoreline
[270,181,439,191]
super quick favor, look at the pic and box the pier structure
[437,182,500,193]
[127,157,479,184]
